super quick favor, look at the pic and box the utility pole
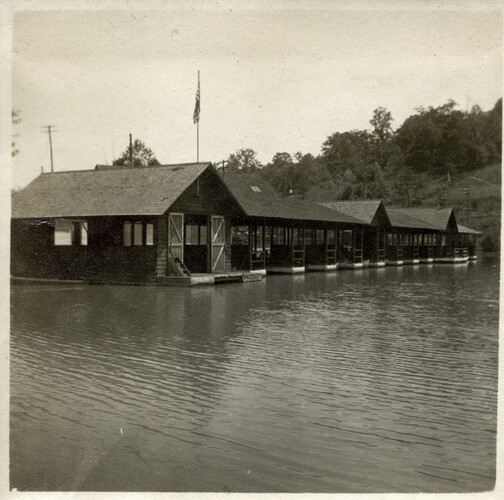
[216,160,229,177]
[464,188,469,225]
[41,125,57,172]
[129,133,133,166]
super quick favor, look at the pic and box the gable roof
[457,224,482,235]
[398,207,458,231]
[386,208,440,230]
[386,207,459,231]
[319,200,391,226]
[12,163,212,218]
[221,173,362,224]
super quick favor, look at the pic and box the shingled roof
[12,163,212,218]
[398,207,458,231]
[457,224,482,235]
[386,208,439,230]
[221,173,362,224]
[319,200,391,226]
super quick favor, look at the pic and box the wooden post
[334,223,338,264]
[302,223,306,267]
[324,227,328,265]
[249,222,253,271]
[291,226,295,267]
[262,221,266,269]
[376,227,379,263]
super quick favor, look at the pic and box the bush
[480,234,500,252]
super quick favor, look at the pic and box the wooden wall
[11,217,159,283]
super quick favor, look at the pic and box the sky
[9,2,503,188]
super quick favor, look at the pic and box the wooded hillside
[225,98,502,251]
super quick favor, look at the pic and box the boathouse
[220,173,364,273]
[456,224,482,260]
[11,162,249,285]
[318,200,391,267]
[385,209,439,264]
[11,162,482,286]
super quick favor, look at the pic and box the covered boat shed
[319,200,391,267]
[220,173,364,273]
[11,162,483,286]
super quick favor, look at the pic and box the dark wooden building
[318,200,391,267]
[11,163,247,284]
[456,223,482,261]
[220,173,364,273]
[11,162,483,286]
[386,207,474,264]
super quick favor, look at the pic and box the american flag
[193,72,200,124]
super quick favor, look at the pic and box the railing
[455,247,468,258]
[251,250,267,270]
[354,248,363,264]
[442,247,468,258]
[327,247,337,265]
[292,246,305,267]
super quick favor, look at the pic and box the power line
[40,125,57,172]
[468,176,497,187]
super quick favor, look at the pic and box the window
[186,224,207,245]
[54,219,73,246]
[186,225,199,245]
[199,225,207,245]
[250,186,261,192]
[146,223,154,246]
[124,220,155,246]
[123,222,132,246]
[134,222,143,246]
[54,219,88,246]
[80,221,88,246]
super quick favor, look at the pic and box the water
[10,258,499,492]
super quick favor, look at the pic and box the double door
[168,213,225,273]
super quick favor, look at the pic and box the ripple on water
[10,259,498,492]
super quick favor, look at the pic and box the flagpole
[193,70,201,162]
[197,70,200,163]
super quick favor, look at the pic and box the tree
[369,107,394,169]
[321,130,372,177]
[480,98,502,163]
[394,100,491,175]
[291,153,318,197]
[227,148,262,173]
[112,139,160,167]
[261,152,294,196]
[12,110,21,157]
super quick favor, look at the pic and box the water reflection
[10,258,498,492]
